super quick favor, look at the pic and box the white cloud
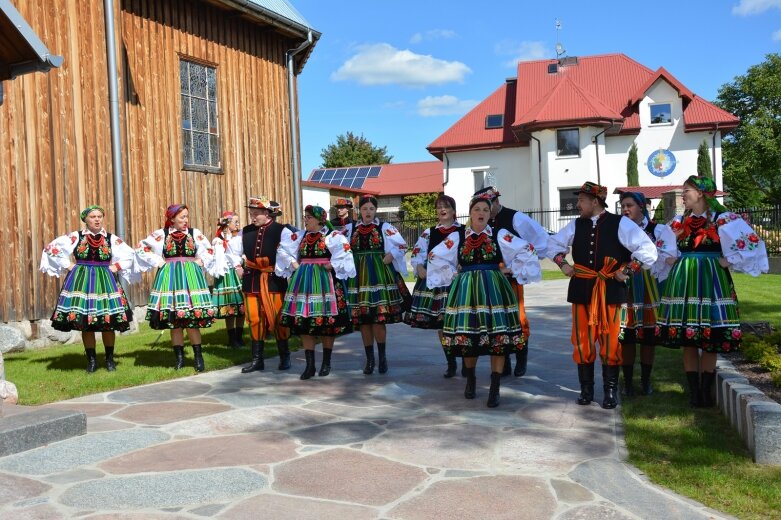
[410,29,457,44]
[732,0,781,15]
[417,95,479,117]
[773,27,781,39]
[494,40,549,68]
[383,100,407,109]
[331,43,471,87]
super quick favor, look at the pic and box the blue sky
[292,0,781,177]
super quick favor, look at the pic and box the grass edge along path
[621,273,781,520]
[4,321,299,406]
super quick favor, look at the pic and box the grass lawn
[621,272,781,520]
[4,321,298,405]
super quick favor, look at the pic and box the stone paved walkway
[0,280,734,519]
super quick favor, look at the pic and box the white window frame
[649,102,673,126]
[556,128,580,157]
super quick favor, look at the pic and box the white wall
[302,186,331,211]
[443,147,531,216]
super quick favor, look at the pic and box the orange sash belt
[573,257,620,336]
[244,257,277,332]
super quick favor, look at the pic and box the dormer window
[485,114,503,129]
[649,102,672,125]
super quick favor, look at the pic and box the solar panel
[345,167,359,177]
[351,178,365,189]
[357,167,369,178]
[321,170,335,182]
[340,179,353,187]
[368,166,381,178]
[332,169,346,181]
[310,169,324,181]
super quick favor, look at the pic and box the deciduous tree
[320,132,392,168]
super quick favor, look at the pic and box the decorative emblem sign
[647,149,677,177]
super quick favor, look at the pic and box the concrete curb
[716,358,781,465]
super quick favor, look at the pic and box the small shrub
[742,338,776,362]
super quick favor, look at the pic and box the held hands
[665,256,677,266]
[561,264,575,278]
[500,266,512,275]
[291,261,300,271]
[718,256,730,268]
[416,264,427,279]
[235,266,244,277]
[614,270,629,283]
[108,264,118,273]
[194,258,204,267]
[382,252,393,265]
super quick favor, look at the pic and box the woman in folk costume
[40,205,137,372]
[617,192,678,396]
[277,205,356,379]
[403,194,463,378]
[658,175,768,407]
[427,193,541,408]
[345,194,410,375]
[135,204,221,372]
[212,211,245,348]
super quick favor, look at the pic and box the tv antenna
[555,19,566,57]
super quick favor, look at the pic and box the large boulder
[37,320,78,344]
[0,325,25,354]
[0,380,18,405]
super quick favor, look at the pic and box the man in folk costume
[330,197,354,234]
[475,186,549,377]
[546,182,657,409]
[227,196,292,372]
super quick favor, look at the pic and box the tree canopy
[716,53,781,207]
[319,132,393,168]
[400,193,439,222]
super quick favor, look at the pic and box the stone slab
[719,374,748,420]
[0,408,86,457]
[746,401,781,464]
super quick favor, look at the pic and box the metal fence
[384,205,781,256]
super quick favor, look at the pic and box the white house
[427,53,739,229]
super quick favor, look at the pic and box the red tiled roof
[362,161,443,196]
[427,80,526,157]
[301,181,378,195]
[515,75,623,131]
[304,161,443,197]
[614,185,726,199]
[429,53,739,154]
[682,96,739,132]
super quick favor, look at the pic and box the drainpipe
[286,31,313,230]
[592,126,609,187]
[711,123,720,188]
[103,0,125,239]
[443,148,449,187]
[514,129,544,210]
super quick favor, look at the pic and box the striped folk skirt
[50,262,133,332]
[403,275,449,330]
[619,269,661,345]
[657,252,742,352]
[346,251,409,325]
[146,258,216,330]
[280,260,352,336]
[212,267,245,318]
[441,266,523,357]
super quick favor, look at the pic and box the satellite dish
[556,43,565,57]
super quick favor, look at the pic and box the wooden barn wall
[0,0,298,321]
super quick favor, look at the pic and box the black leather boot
[363,345,375,374]
[487,372,501,408]
[577,363,594,405]
[173,345,185,370]
[85,349,98,373]
[443,354,457,378]
[602,365,619,409]
[461,358,466,377]
[464,366,476,399]
[300,350,316,380]
[621,364,635,396]
[192,345,205,372]
[686,371,702,407]
[241,341,265,373]
[319,348,332,377]
[501,353,512,377]
[377,342,388,374]
[234,325,246,348]
[277,339,291,370]
[105,346,116,372]
[227,328,237,348]
[514,347,528,377]
[700,371,716,407]
[640,363,653,395]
